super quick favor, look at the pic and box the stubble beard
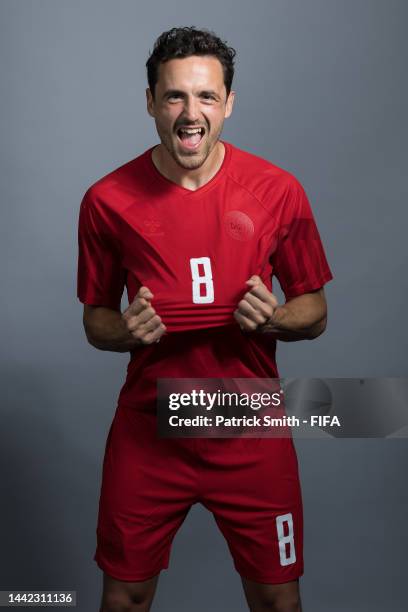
[157,123,219,171]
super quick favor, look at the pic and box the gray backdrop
[1,0,407,610]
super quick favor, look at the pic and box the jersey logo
[143,216,164,236]
[224,210,254,242]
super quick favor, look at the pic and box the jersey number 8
[190,257,214,304]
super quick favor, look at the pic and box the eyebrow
[163,89,185,98]
[200,90,220,99]
[163,89,220,100]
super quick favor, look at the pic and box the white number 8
[276,513,296,566]
[190,257,214,304]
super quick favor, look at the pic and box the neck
[151,141,225,191]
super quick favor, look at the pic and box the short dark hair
[146,26,236,98]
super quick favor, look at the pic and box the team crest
[224,210,254,242]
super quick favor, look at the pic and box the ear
[224,90,235,119]
[146,88,155,117]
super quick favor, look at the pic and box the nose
[182,95,200,123]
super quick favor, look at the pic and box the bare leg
[99,572,159,612]
[241,577,302,612]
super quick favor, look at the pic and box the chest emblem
[224,210,255,242]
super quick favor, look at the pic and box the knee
[276,602,301,612]
[100,571,157,612]
[268,594,301,612]
[100,595,132,612]
[100,591,151,612]
[251,593,301,612]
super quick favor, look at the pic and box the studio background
[1,1,407,610]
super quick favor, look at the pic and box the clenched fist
[122,286,166,345]
[234,275,279,332]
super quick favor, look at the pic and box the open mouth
[176,126,205,149]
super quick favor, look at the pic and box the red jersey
[77,141,333,411]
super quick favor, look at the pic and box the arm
[83,305,140,352]
[260,289,327,341]
[234,275,327,342]
[83,286,166,352]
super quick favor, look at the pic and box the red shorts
[94,403,304,584]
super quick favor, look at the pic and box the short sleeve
[271,178,333,300]
[77,188,126,310]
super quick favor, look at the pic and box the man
[77,26,332,612]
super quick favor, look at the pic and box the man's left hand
[234,275,278,332]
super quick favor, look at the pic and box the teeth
[179,128,202,134]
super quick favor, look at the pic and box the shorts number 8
[276,513,296,566]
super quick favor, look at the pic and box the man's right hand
[122,286,167,345]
